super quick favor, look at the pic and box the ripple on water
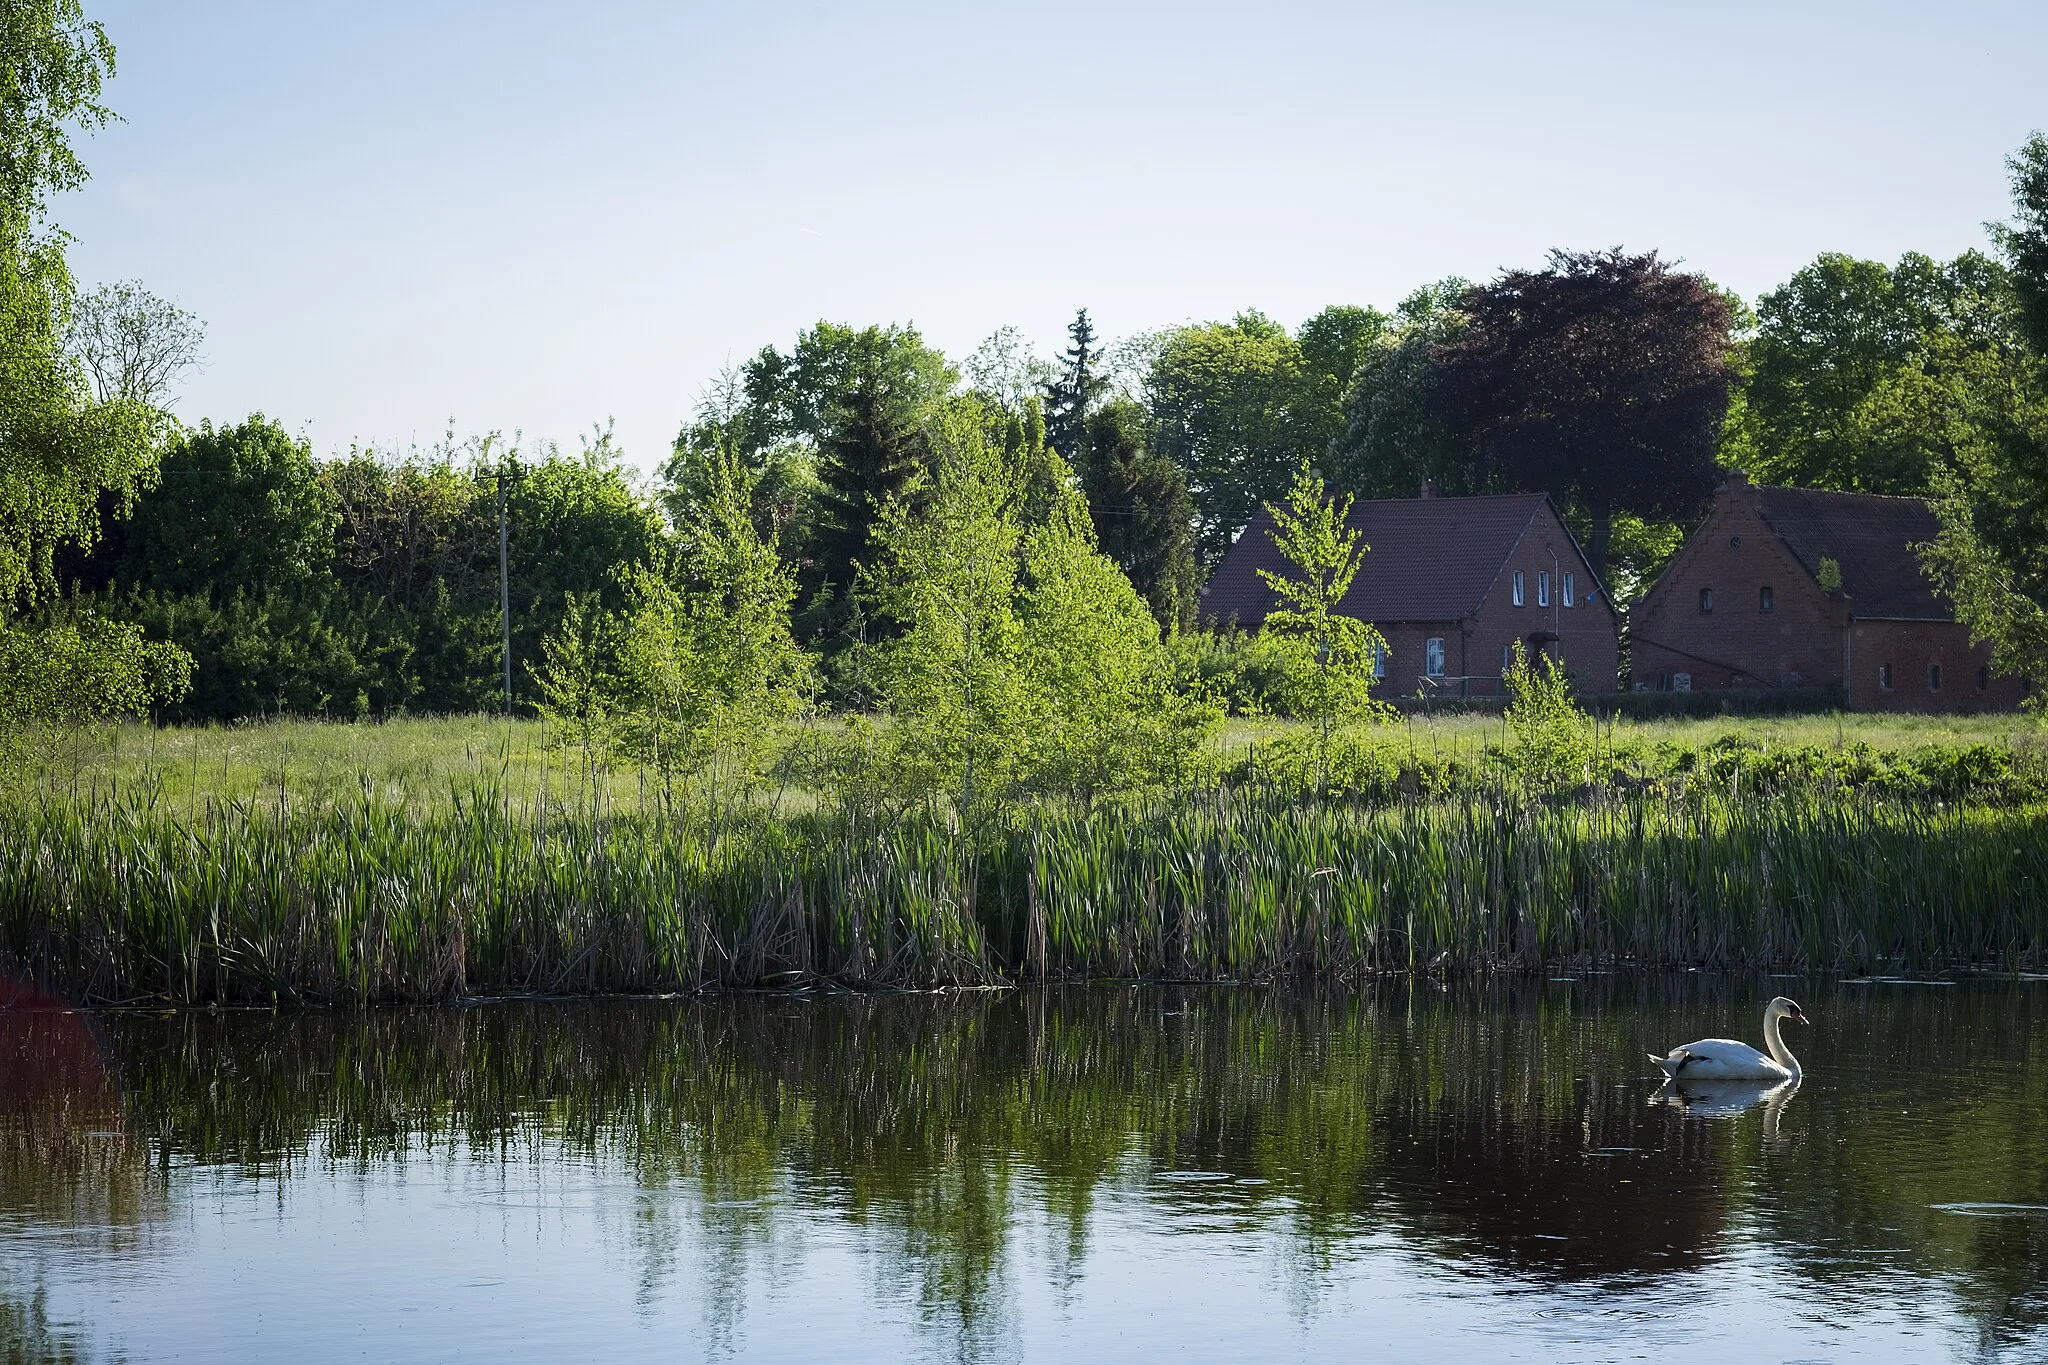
[1930,1203,2048,1217]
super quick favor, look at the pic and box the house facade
[1202,491,1620,696]
[1631,472,2026,711]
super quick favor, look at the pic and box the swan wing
[1653,1038,1788,1082]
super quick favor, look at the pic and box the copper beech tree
[1432,249,1737,582]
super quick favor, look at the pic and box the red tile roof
[1201,492,1555,626]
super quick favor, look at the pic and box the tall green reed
[1,784,2042,1004]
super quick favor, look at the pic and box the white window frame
[1369,641,1387,679]
[1425,637,1446,678]
[1500,643,1513,675]
[1512,571,1525,607]
[1537,571,1550,607]
[1562,572,1575,608]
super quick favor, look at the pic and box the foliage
[1042,308,1104,463]
[1992,133,2048,357]
[1254,462,1393,788]
[64,278,204,407]
[1329,281,1471,499]
[1076,398,1198,632]
[1146,311,1327,564]
[1433,250,1735,580]
[534,445,809,797]
[857,398,1214,816]
[1737,250,2030,496]
[1501,640,1591,793]
[0,608,188,737]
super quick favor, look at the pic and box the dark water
[2,979,2046,1363]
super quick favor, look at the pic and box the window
[1425,637,1446,677]
[1928,663,1942,692]
[1759,585,1774,613]
[1673,672,1692,693]
[1512,571,1525,607]
[1879,663,1893,691]
[1978,665,1991,692]
[1537,571,1550,607]
[1698,588,1714,614]
[1501,643,1514,675]
[1562,572,1575,608]
[1370,641,1387,679]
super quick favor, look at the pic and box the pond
[2,978,2044,1362]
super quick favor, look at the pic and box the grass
[17,710,2045,815]
[4,711,2045,1004]
[1,779,2042,1004]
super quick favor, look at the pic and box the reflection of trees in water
[0,1003,155,1365]
[15,978,2048,1357]
[1739,982,2048,1351]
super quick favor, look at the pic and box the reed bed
[1,783,2042,1004]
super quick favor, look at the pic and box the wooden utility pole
[497,470,512,715]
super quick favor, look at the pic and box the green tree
[536,444,808,800]
[1992,133,2048,356]
[1433,250,1736,581]
[1501,640,1590,794]
[1043,308,1104,463]
[1254,461,1393,790]
[1076,399,1198,632]
[1739,250,2023,495]
[1919,136,2048,698]
[0,3,185,725]
[1329,281,1471,498]
[859,397,1211,815]
[1146,311,1324,564]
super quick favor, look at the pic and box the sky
[58,0,2048,475]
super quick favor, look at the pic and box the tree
[1992,133,2048,356]
[1433,250,1736,581]
[1919,136,2048,697]
[0,2,164,615]
[1147,311,1322,564]
[1329,281,1470,498]
[1255,461,1393,791]
[66,279,204,407]
[536,444,809,800]
[964,325,1052,415]
[1044,308,1104,463]
[1737,250,2021,495]
[808,334,936,635]
[857,397,1212,815]
[1077,399,1198,631]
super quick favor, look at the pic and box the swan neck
[1764,1009,1801,1075]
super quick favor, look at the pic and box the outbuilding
[1630,471,2025,711]
[1201,490,1620,696]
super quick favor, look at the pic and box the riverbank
[3,784,2043,1004]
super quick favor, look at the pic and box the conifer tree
[808,342,931,634]
[1044,308,1104,462]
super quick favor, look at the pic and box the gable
[1201,493,1554,625]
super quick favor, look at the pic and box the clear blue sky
[59,0,2048,472]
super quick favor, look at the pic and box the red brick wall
[1632,475,2026,712]
[1846,619,2029,712]
[1632,481,1850,693]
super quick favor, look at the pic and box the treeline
[5,0,2046,729]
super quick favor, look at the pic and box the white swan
[1648,996,1808,1082]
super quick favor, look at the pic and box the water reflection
[0,978,2042,1361]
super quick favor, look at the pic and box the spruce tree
[808,346,929,635]
[1045,308,1105,462]
[1080,400,1199,631]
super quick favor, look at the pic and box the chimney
[1419,479,1436,499]
[1716,468,1749,494]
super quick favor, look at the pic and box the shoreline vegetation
[3,713,2045,1006]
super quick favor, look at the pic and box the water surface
[2,979,2044,1362]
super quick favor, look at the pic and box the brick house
[1201,491,1620,696]
[1630,472,2026,711]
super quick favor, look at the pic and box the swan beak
[1790,1009,1809,1025]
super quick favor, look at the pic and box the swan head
[1767,995,1809,1026]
